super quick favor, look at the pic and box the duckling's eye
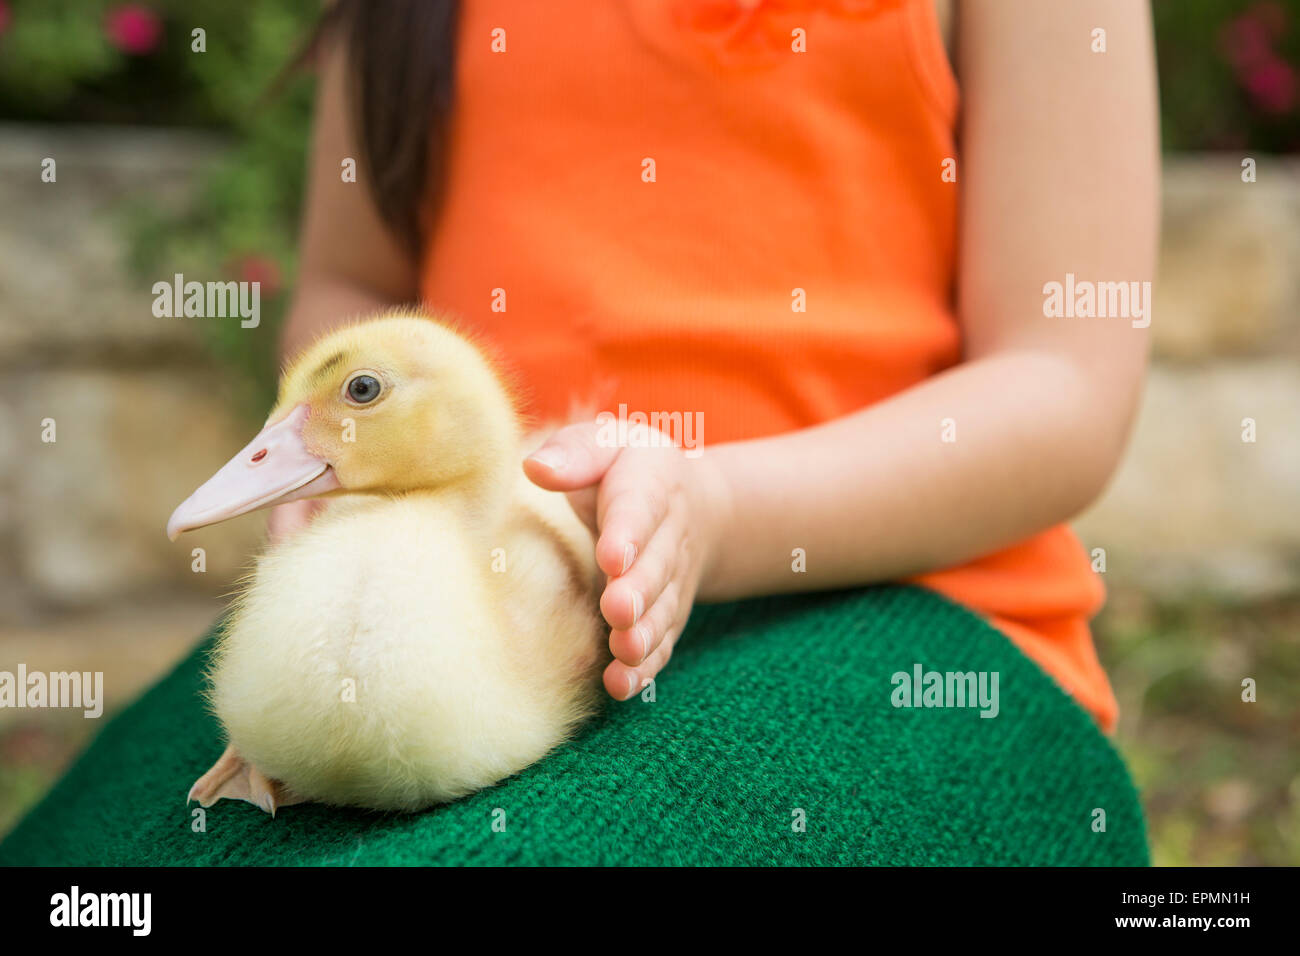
[346,374,382,404]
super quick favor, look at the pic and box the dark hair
[311,0,461,259]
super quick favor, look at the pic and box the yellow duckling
[167,314,606,813]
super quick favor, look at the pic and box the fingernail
[624,671,639,698]
[630,591,643,625]
[528,445,567,471]
[636,624,651,663]
[621,542,637,575]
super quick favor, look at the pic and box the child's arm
[528,0,1159,697]
[279,33,417,363]
[269,34,418,540]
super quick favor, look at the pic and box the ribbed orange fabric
[420,0,1118,731]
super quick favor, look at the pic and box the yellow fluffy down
[205,314,606,811]
[211,486,603,811]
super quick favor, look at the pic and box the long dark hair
[308,0,461,259]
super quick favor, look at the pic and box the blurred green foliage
[1097,596,1300,866]
[0,0,321,412]
[1155,0,1300,152]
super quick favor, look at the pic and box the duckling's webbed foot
[187,744,305,816]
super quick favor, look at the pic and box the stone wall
[0,125,265,625]
[1,129,1297,625]
[1074,156,1300,600]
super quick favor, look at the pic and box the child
[273,0,1158,731]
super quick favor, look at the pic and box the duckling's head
[167,314,519,539]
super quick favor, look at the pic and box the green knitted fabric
[0,585,1147,866]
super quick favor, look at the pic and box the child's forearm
[278,276,402,362]
[278,31,418,366]
[698,348,1140,602]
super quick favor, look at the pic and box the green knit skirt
[0,585,1147,866]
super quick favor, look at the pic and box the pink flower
[234,255,283,298]
[104,4,162,56]
[1219,2,1297,115]
[1242,56,1298,114]
[1219,14,1272,70]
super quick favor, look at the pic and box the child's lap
[0,585,1146,866]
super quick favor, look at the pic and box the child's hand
[524,423,731,700]
[266,499,323,544]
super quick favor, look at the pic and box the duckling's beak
[166,404,340,540]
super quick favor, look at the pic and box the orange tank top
[420,0,1119,732]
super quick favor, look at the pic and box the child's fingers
[600,534,677,631]
[607,579,680,666]
[604,633,677,701]
[594,486,668,579]
[523,423,618,491]
[266,499,321,544]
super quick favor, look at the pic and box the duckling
[167,314,606,813]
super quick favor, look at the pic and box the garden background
[0,0,1298,864]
